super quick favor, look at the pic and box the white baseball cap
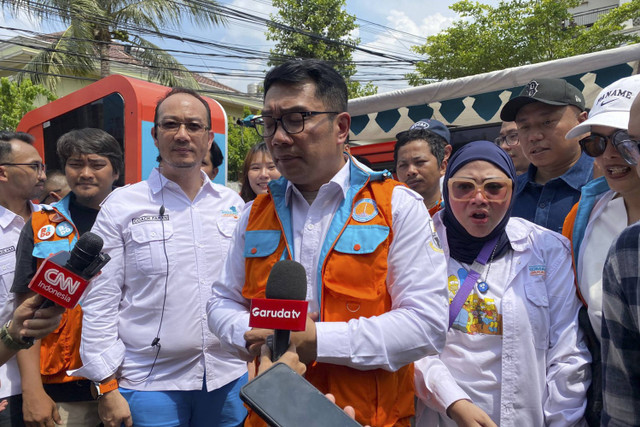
[566,74,640,139]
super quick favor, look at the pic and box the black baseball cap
[500,78,586,121]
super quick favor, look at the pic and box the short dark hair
[209,141,224,168]
[154,87,212,129]
[393,129,449,168]
[56,128,124,177]
[0,131,35,163]
[240,141,270,202]
[264,60,348,112]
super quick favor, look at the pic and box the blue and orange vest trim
[30,194,84,384]
[242,160,414,427]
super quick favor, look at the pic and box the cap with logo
[565,74,640,139]
[397,118,451,144]
[500,78,586,122]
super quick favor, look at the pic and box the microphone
[27,232,111,309]
[249,260,308,361]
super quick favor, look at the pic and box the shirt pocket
[0,252,15,299]
[244,230,282,258]
[523,278,550,350]
[130,222,173,275]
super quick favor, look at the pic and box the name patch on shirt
[0,246,15,256]
[529,265,546,276]
[132,215,170,225]
[221,206,240,219]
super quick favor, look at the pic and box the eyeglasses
[494,132,519,146]
[156,120,209,135]
[579,130,638,162]
[251,111,339,138]
[0,162,46,174]
[448,177,512,202]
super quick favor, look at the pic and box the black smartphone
[240,363,362,427]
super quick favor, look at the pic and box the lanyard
[448,235,499,329]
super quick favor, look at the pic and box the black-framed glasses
[0,162,46,174]
[156,120,209,135]
[495,132,519,146]
[580,130,632,159]
[251,111,339,138]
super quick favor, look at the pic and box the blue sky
[0,0,498,94]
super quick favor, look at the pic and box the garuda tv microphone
[27,231,111,310]
[249,260,308,361]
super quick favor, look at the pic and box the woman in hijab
[414,140,591,426]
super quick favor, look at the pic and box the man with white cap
[501,78,592,233]
[561,74,640,426]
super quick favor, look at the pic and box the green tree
[407,0,640,85]
[1,0,226,90]
[0,78,56,130]
[266,0,377,99]
[227,107,262,182]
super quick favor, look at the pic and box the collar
[282,157,351,207]
[519,151,593,191]
[0,201,39,229]
[148,168,216,197]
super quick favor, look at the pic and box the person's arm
[541,233,591,426]
[601,226,640,426]
[0,294,64,366]
[12,223,59,427]
[312,186,449,370]
[70,205,129,426]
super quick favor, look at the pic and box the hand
[22,389,60,427]
[10,295,64,342]
[0,399,6,413]
[447,399,497,427]
[325,393,370,427]
[290,313,318,364]
[244,328,273,358]
[98,389,132,427]
[258,343,306,376]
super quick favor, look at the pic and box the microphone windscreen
[67,232,104,272]
[265,260,307,301]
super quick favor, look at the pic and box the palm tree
[1,0,225,90]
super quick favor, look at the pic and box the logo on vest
[48,212,65,223]
[38,225,55,240]
[352,198,378,222]
[55,221,74,237]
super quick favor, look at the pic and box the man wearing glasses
[73,89,247,427]
[0,131,45,426]
[495,121,530,176]
[500,78,592,233]
[560,75,640,426]
[208,60,448,427]
[601,79,640,427]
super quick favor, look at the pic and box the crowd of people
[0,58,638,427]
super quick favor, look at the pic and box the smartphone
[240,363,362,427]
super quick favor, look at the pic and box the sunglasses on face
[447,178,512,202]
[579,130,640,165]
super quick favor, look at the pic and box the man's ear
[577,110,588,123]
[336,112,351,145]
[0,165,8,183]
[151,126,158,148]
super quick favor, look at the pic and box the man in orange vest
[12,128,122,427]
[207,59,449,427]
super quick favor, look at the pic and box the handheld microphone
[27,232,110,309]
[249,260,308,361]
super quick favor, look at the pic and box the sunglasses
[579,130,640,165]
[448,178,512,202]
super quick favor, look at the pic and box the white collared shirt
[0,202,38,398]
[73,169,246,391]
[208,159,449,371]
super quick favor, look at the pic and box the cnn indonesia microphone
[249,260,308,361]
[27,231,110,310]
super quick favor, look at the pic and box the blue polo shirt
[511,152,594,234]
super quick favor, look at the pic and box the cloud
[0,9,43,39]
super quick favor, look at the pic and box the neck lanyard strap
[448,235,499,329]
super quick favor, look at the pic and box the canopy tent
[348,44,640,145]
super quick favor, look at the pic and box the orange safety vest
[242,167,414,427]
[31,202,85,384]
